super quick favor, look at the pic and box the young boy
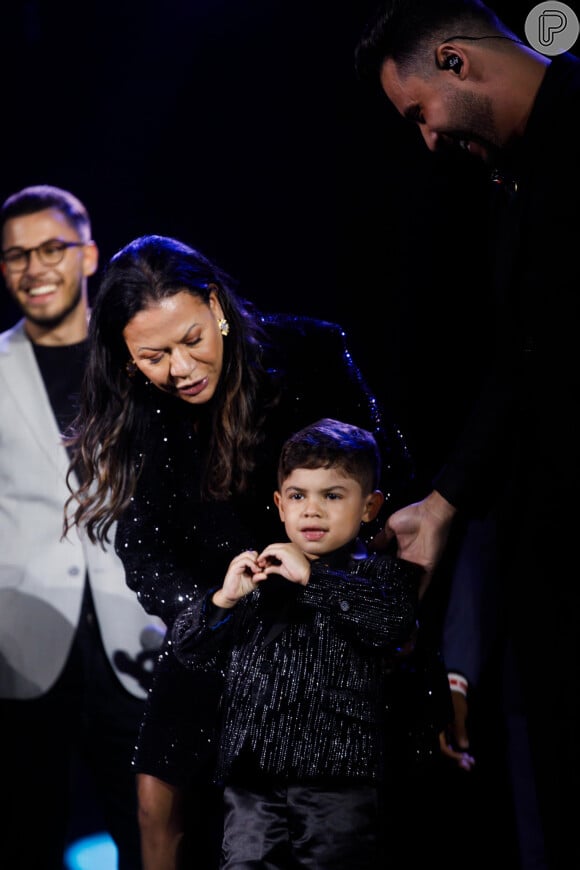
[172,418,423,868]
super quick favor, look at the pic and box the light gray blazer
[0,321,165,699]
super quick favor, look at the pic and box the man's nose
[419,125,439,152]
[25,249,49,273]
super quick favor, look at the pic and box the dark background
[2,3,577,863]
[1,0,557,487]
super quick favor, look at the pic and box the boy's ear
[362,489,384,523]
[273,490,284,519]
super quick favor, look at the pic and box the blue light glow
[64,833,117,870]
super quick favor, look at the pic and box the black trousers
[0,581,145,870]
[220,781,382,869]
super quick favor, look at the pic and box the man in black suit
[355,2,580,867]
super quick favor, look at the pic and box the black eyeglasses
[1,238,86,272]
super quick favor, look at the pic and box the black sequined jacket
[172,546,421,786]
[115,314,420,786]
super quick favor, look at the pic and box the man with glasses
[0,185,165,869]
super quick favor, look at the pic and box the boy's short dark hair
[277,418,381,495]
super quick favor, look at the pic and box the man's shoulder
[0,320,26,354]
[540,52,580,109]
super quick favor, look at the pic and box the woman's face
[123,289,226,404]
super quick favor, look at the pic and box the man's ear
[436,44,468,77]
[83,240,99,278]
[362,489,385,523]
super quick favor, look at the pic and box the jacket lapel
[0,321,69,476]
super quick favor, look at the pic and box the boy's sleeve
[299,554,420,650]
[171,589,234,668]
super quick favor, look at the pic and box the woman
[64,234,418,868]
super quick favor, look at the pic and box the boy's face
[274,466,383,558]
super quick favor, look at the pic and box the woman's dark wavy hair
[64,234,270,545]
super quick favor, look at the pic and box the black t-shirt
[32,339,88,437]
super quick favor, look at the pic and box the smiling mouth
[27,284,58,297]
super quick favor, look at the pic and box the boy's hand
[212,550,263,608]
[256,542,311,586]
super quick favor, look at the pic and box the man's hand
[439,689,476,772]
[375,490,457,597]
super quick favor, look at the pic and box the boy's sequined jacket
[172,547,421,785]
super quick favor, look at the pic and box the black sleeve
[298,554,420,651]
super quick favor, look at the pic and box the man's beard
[24,285,83,330]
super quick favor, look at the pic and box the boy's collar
[316,537,368,569]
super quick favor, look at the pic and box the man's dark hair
[0,184,91,241]
[354,0,505,83]
[277,417,381,495]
